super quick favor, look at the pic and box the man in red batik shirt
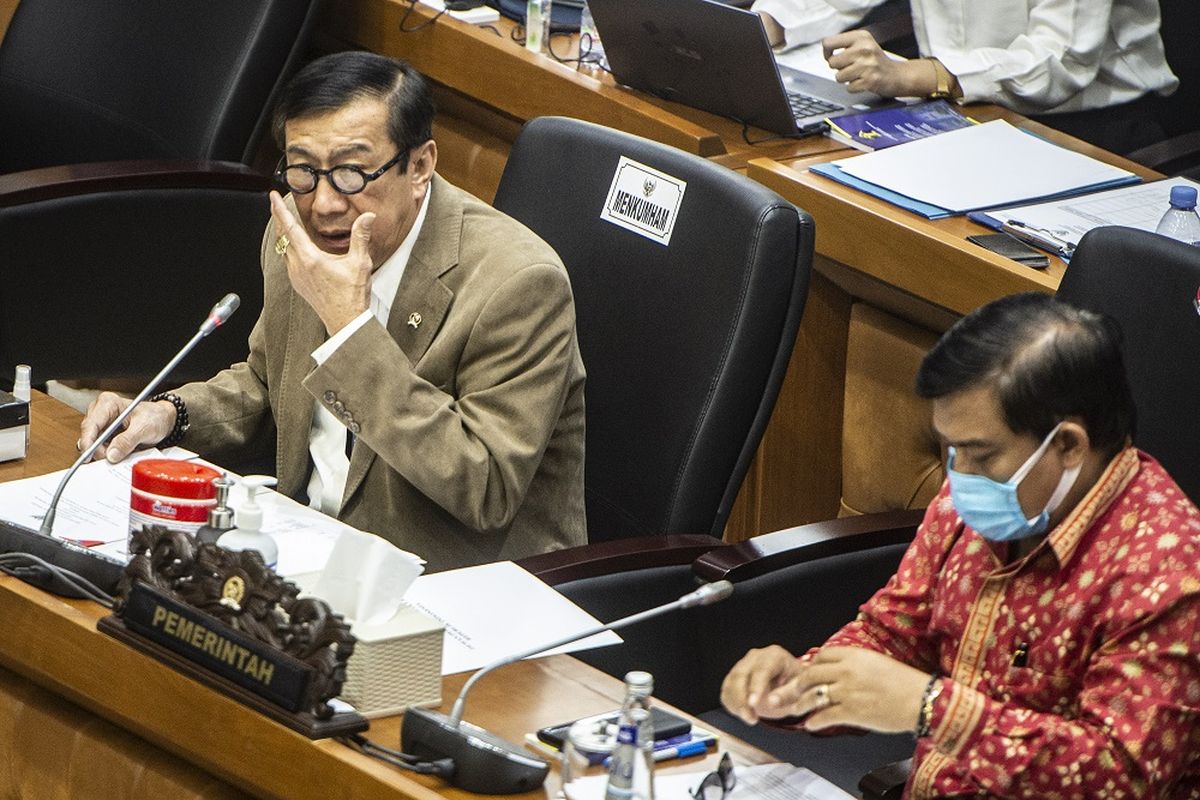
[722,292,1200,798]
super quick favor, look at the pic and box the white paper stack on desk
[810,120,1140,219]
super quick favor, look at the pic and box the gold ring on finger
[274,234,290,256]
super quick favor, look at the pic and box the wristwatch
[926,58,959,100]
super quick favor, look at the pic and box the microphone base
[401,706,549,794]
[0,518,123,597]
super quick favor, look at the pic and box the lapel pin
[407,312,422,329]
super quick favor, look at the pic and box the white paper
[564,762,852,799]
[0,449,354,577]
[403,561,621,675]
[0,447,197,557]
[836,120,1136,212]
[985,177,1200,249]
[775,43,840,82]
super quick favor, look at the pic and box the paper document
[0,448,356,577]
[970,177,1200,252]
[563,762,852,799]
[403,560,621,675]
[831,120,1138,213]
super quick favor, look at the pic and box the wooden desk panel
[0,394,768,799]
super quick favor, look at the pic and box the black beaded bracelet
[916,674,943,738]
[151,392,189,448]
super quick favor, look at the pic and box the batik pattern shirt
[822,449,1200,798]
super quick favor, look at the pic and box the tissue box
[340,603,444,718]
[0,390,29,463]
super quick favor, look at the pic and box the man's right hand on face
[78,391,176,463]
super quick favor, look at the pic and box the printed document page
[982,177,1200,249]
[403,560,622,675]
[563,762,853,799]
[835,120,1136,212]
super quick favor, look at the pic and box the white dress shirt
[752,0,1178,114]
[305,188,431,515]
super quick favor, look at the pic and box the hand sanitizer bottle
[196,474,236,545]
[218,475,279,570]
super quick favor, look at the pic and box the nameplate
[600,156,687,246]
[121,582,312,712]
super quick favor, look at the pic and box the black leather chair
[494,116,812,544]
[0,0,322,384]
[1056,226,1200,502]
[0,0,319,173]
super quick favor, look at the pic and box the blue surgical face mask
[947,422,1082,541]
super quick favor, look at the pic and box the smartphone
[536,707,692,750]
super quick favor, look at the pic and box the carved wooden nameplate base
[98,525,367,739]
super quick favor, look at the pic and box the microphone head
[211,293,241,323]
[200,293,241,335]
[679,579,734,609]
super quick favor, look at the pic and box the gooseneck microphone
[39,294,240,535]
[400,579,734,794]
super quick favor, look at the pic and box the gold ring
[814,683,831,708]
[274,234,290,256]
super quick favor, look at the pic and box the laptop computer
[586,0,883,136]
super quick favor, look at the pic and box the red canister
[129,459,221,538]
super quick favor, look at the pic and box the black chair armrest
[0,160,271,208]
[515,535,725,586]
[859,757,912,800]
[1125,130,1200,177]
[693,509,924,583]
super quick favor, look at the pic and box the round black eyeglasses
[275,151,405,195]
[690,752,736,800]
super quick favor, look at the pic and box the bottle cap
[13,365,30,402]
[624,670,653,694]
[1169,185,1197,209]
[236,475,277,532]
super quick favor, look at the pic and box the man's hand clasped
[823,30,936,98]
[720,645,930,734]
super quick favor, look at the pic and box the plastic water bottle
[1154,186,1200,246]
[525,0,552,54]
[605,671,655,800]
[578,2,606,68]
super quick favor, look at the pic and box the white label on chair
[600,156,687,246]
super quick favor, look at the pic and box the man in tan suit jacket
[80,53,586,572]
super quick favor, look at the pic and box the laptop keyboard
[787,91,841,120]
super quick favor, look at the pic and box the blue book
[826,100,975,151]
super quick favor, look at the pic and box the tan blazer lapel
[341,176,460,510]
[275,284,326,499]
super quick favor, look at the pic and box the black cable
[737,118,827,146]
[398,0,447,32]
[339,733,456,779]
[0,552,115,607]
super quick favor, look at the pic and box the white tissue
[306,529,425,625]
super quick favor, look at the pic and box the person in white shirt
[753,0,1178,154]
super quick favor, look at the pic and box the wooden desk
[0,394,768,799]
[319,0,847,201]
